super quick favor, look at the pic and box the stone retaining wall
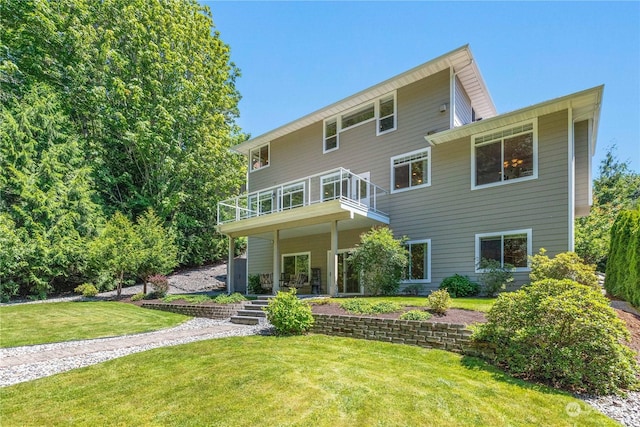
[311,314,495,359]
[141,302,244,319]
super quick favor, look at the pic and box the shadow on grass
[459,354,570,397]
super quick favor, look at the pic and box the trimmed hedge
[605,209,640,308]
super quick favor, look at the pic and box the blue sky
[207,1,640,173]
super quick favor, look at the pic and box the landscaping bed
[310,302,486,325]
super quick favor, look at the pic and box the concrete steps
[230,296,272,325]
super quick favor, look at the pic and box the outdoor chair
[259,273,273,291]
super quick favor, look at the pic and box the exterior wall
[248,228,367,292]
[141,302,245,319]
[454,75,473,126]
[574,120,591,217]
[248,68,452,196]
[389,110,570,291]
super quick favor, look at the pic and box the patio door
[328,249,361,294]
[351,171,370,208]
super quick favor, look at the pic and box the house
[217,45,602,296]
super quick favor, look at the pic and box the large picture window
[475,229,532,272]
[472,120,537,189]
[250,144,270,172]
[391,147,431,193]
[403,239,431,282]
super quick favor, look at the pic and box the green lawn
[0,335,614,426]
[0,302,189,347]
[326,296,496,312]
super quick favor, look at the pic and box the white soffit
[426,85,604,146]
[233,45,497,155]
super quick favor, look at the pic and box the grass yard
[0,335,614,426]
[0,302,189,347]
[330,296,495,312]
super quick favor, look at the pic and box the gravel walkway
[0,317,271,387]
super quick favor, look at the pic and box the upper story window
[391,147,431,193]
[342,104,375,130]
[472,119,537,189]
[323,119,338,153]
[323,91,397,153]
[377,94,396,135]
[250,143,270,172]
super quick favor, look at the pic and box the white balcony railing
[217,168,388,225]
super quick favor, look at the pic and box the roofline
[425,85,604,146]
[232,45,497,155]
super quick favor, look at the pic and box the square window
[476,230,532,272]
[250,144,269,172]
[391,148,431,193]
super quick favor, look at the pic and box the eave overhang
[232,45,497,156]
[425,85,604,153]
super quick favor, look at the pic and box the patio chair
[259,273,273,291]
[289,273,309,289]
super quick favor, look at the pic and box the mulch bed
[310,303,486,325]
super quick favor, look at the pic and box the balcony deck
[217,168,389,238]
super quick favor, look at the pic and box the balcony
[217,168,389,238]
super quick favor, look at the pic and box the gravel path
[1,318,271,387]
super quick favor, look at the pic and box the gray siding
[388,110,570,290]
[574,120,591,217]
[454,75,473,126]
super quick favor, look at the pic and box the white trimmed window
[280,182,305,210]
[321,172,349,201]
[475,229,532,272]
[377,93,396,135]
[282,252,310,279]
[391,147,431,193]
[324,118,338,153]
[250,144,270,172]
[403,239,431,283]
[472,119,537,189]
[323,92,397,153]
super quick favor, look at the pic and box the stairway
[230,295,272,325]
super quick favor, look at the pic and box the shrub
[472,279,638,395]
[529,249,598,288]
[439,274,480,297]
[148,274,169,297]
[247,274,262,294]
[0,281,19,303]
[606,209,640,307]
[339,299,401,314]
[402,284,423,296]
[478,258,514,296]
[348,227,408,295]
[213,292,247,304]
[74,283,98,297]
[400,310,432,321]
[131,292,145,301]
[263,288,314,335]
[428,289,451,315]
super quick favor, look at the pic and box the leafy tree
[575,146,640,270]
[90,212,140,297]
[348,227,408,295]
[135,209,178,294]
[0,84,101,298]
[605,209,640,307]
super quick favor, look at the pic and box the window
[282,252,310,279]
[324,118,338,153]
[377,93,396,135]
[341,104,375,130]
[323,92,397,153]
[403,239,431,282]
[472,120,537,189]
[391,147,431,193]
[280,182,305,210]
[475,229,532,272]
[250,144,269,172]
[321,172,349,201]
[247,190,275,217]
